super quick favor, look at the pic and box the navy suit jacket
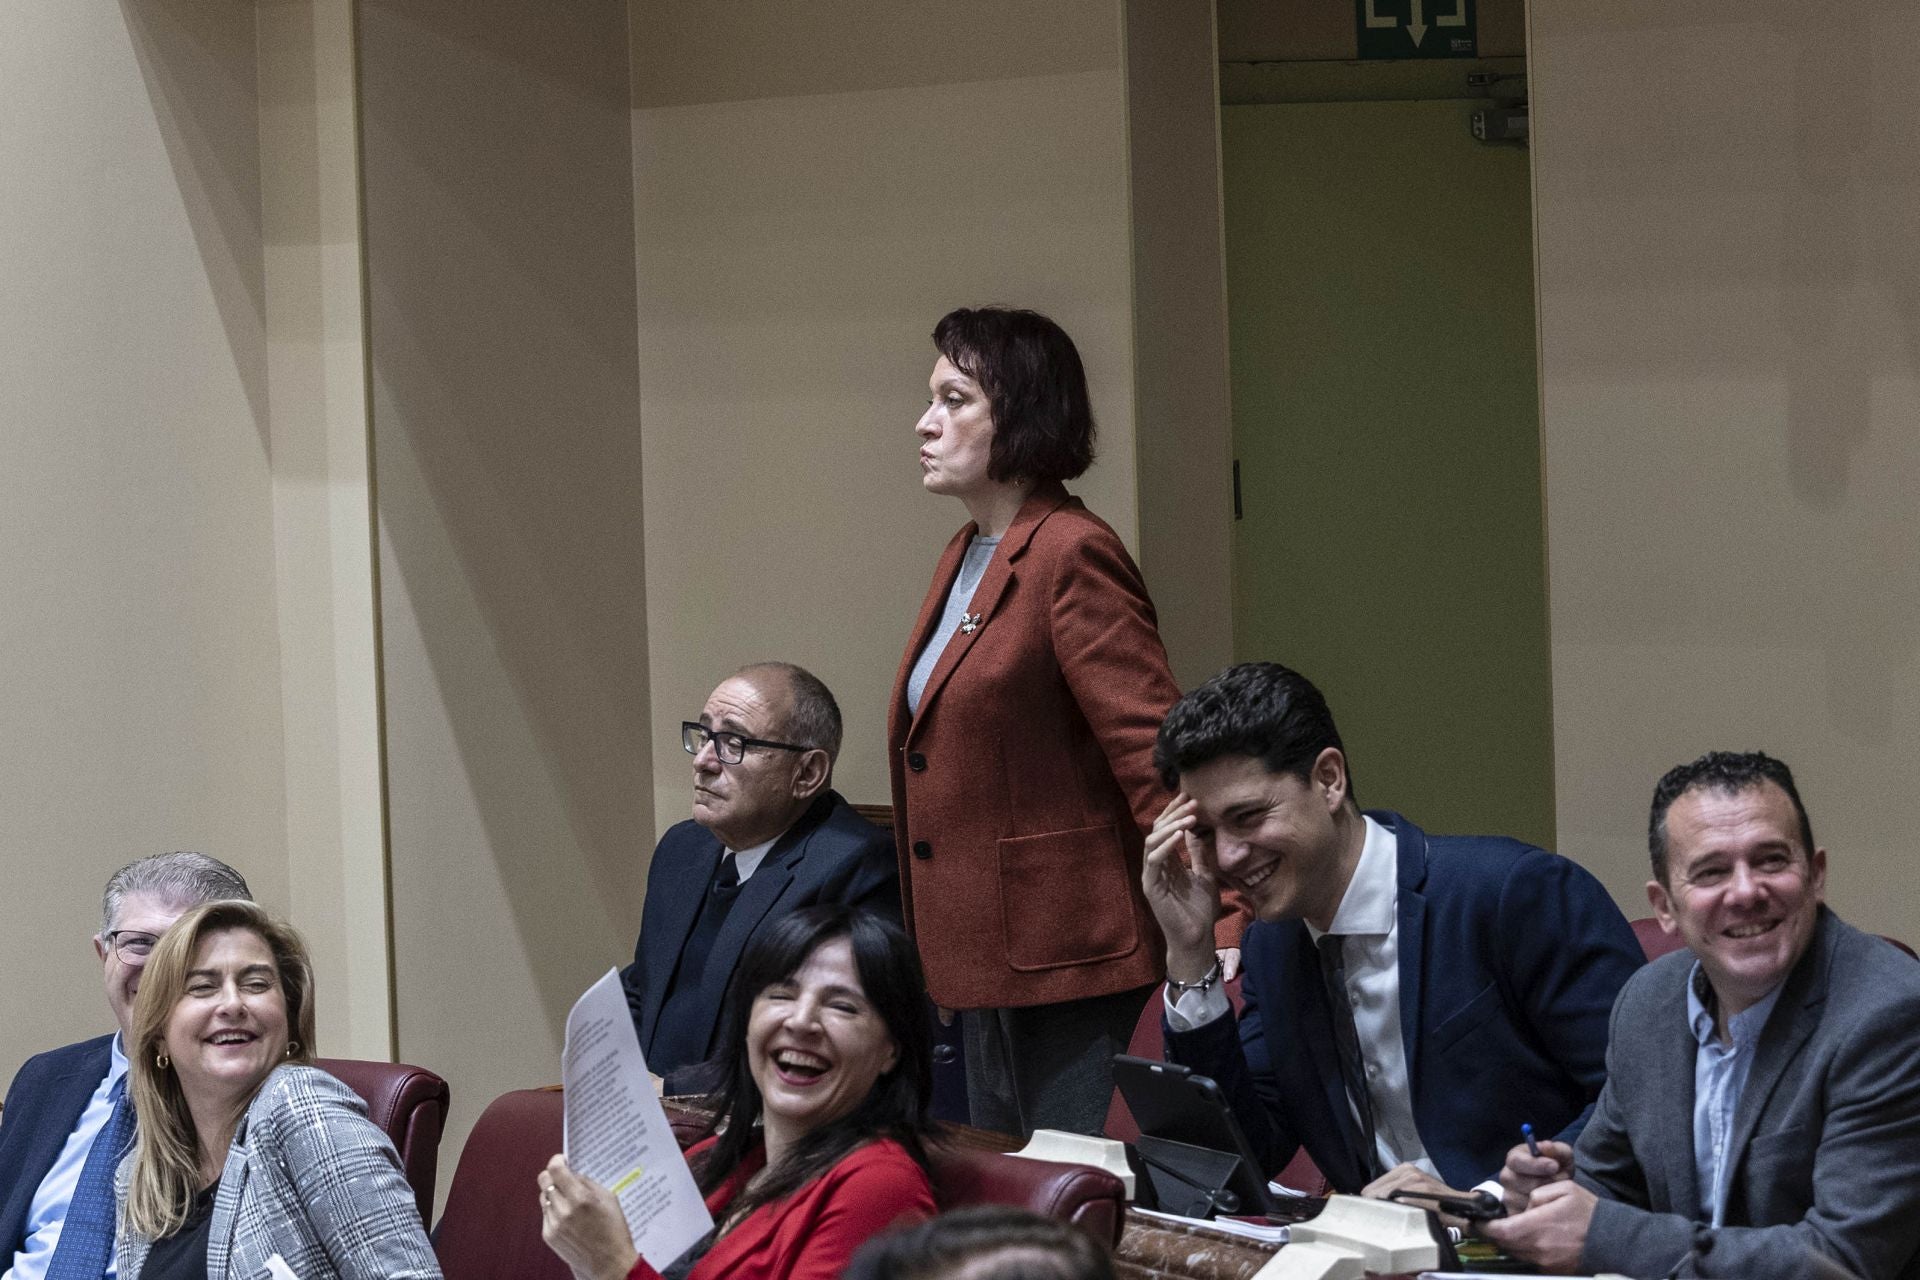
[622,790,899,1091]
[0,1034,115,1266]
[1166,812,1642,1192]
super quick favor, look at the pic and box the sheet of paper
[263,1256,301,1280]
[563,968,714,1269]
[1130,1206,1291,1244]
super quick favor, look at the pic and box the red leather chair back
[1630,917,1687,962]
[435,1088,573,1280]
[1101,979,1328,1195]
[315,1057,450,1228]
[925,1143,1125,1246]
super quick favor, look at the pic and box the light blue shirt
[4,1034,128,1280]
[905,534,999,714]
[1688,964,1785,1227]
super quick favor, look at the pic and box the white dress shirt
[728,834,778,884]
[1167,815,1439,1178]
[4,1035,128,1280]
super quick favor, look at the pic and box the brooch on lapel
[958,612,981,635]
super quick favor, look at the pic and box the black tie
[1317,933,1383,1180]
[712,851,742,899]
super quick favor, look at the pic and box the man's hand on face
[1479,1177,1597,1274]
[1496,1137,1574,1215]
[1142,793,1222,982]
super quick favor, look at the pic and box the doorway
[1224,96,1554,845]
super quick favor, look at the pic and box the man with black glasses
[622,662,898,1093]
[2,851,251,1280]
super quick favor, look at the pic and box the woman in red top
[538,905,938,1280]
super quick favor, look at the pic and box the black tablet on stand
[1112,1054,1289,1220]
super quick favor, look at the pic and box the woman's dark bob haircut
[933,306,1096,484]
[689,904,936,1220]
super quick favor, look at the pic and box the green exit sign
[1357,0,1478,59]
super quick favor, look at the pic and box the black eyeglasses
[102,930,161,964]
[681,722,810,766]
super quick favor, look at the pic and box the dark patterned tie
[1316,934,1383,1181]
[47,1072,135,1280]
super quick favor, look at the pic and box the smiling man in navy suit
[622,662,900,1094]
[1,851,251,1280]
[1141,662,1643,1203]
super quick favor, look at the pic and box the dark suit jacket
[1166,812,1642,1192]
[1578,908,1920,1280]
[622,790,898,1090]
[0,1034,114,1265]
[887,483,1189,1010]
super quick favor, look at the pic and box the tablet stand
[1132,1135,1259,1218]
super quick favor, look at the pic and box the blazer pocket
[1746,1124,1815,1159]
[1429,981,1501,1057]
[1743,1124,1815,1212]
[997,824,1140,971]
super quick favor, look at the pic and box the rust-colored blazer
[888,484,1181,1009]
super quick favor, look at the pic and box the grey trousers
[962,983,1156,1138]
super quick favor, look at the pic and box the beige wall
[1531,2,1920,928]
[0,1,292,1067]
[260,0,394,1060]
[631,0,1143,828]
[360,0,651,1206]
[1126,0,1236,689]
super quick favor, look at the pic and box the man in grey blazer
[2,852,251,1279]
[1485,751,1920,1279]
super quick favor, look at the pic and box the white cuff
[1163,979,1232,1031]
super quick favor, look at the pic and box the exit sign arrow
[1357,0,1476,59]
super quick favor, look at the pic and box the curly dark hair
[686,905,936,1222]
[1647,750,1814,885]
[932,306,1096,484]
[844,1205,1116,1280]
[1153,661,1356,805]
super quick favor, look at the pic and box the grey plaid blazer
[117,1065,441,1280]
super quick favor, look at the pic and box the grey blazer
[1577,908,1920,1279]
[117,1065,440,1280]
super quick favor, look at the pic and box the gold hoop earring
[156,1051,170,1070]
[285,1041,300,1059]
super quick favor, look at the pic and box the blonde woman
[115,900,439,1279]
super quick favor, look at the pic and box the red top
[627,1137,935,1280]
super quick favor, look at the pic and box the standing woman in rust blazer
[888,307,1235,1137]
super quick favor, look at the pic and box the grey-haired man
[1,851,252,1280]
